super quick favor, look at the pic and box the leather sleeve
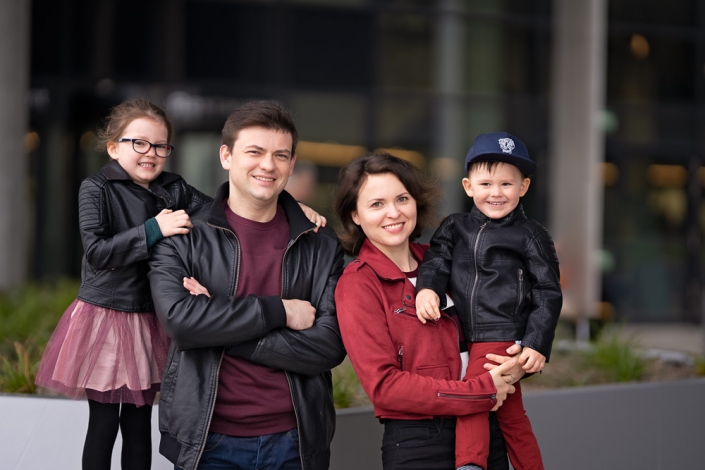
[147,233,287,350]
[521,229,563,361]
[335,267,498,417]
[184,182,212,208]
[78,178,150,270]
[416,214,456,308]
[226,231,347,376]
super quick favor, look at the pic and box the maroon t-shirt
[209,202,297,437]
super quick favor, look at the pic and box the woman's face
[352,173,417,255]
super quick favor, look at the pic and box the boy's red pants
[455,341,544,470]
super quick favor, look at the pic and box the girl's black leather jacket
[417,205,562,360]
[76,160,211,312]
[148,184,346,470]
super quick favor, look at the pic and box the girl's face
[107,117,168,188]
[351,173,417,257]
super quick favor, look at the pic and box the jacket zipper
[280,227,315,470]
[514,268,524,316]
[437,392,496,400]
[397,345,403,370]
[195,224,241,469]
[469,221,489,335]
[195,350,225,468]
[285,371,305,469]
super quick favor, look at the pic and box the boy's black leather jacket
[148,183,346,470]
[77,159,210,312]
[417,205,562,360]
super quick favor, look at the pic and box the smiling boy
[415,132,563,470]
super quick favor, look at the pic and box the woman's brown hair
[334,152,442,257]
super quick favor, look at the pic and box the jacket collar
[356,239,428,280]
[469,203,526,227]
[101,159,181,187]
[208,182,315,240]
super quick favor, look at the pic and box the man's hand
[298,203,326,233]
[155,209,193,237]
[282,299,316,330]
[488,359,516,411]
[415,289,441,324]
[519,347,546,373]
[183,277,210,297]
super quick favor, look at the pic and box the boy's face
[462,162,530,219]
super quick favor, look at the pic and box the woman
[334,152,524,470]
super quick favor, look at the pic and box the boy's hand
[415,289,441,324]
[519,347,546,373]
[183,276,210,297]
[299,203,326,233]
[156,209,193,237]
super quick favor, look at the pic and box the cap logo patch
[498,138,515,154]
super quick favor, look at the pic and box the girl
[36,99,324,469]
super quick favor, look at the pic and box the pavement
[607,322,704,357]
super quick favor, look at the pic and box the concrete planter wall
[3,378,704,469]
[330,378,705,470]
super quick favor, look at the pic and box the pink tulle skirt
[36,299,169,407]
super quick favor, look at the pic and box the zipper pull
[397,345,403,369]
[394,307,406,314]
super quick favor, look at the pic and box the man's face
[220,127,296,219]
[462,162,530,219]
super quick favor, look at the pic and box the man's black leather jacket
[417,205,562,360]
[77,159,210,312]
[148,183,346,470]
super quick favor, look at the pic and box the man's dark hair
[335,152,442,257]
[221,101,298,153]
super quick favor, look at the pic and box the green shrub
[584,330,646,382]
[0,279,79,393]
[0,340,38,393]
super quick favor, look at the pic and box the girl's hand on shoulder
[183,277,210,297]
[299,203,326,233]
[156,209,193,237]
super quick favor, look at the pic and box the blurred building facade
[3,0,704,325]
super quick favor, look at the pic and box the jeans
[381,416,508,470]
[186,428,301,470]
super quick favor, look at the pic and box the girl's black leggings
[82,399,153,470]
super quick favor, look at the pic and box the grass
[583,330,647,382]
[0,279,79,394]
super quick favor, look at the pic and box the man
[148,101,346,470]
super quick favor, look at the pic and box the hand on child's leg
[415,289,441,324]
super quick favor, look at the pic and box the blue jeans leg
[194,429,301,470]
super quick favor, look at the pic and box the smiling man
[148,101,345,470]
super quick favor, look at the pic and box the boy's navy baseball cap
[464,132,537,176]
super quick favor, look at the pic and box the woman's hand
[488,359,517,411]
[298,203,326,233]
[183,277,210,297]
[483,343,526,385]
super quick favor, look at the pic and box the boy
[416,132,562,470]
